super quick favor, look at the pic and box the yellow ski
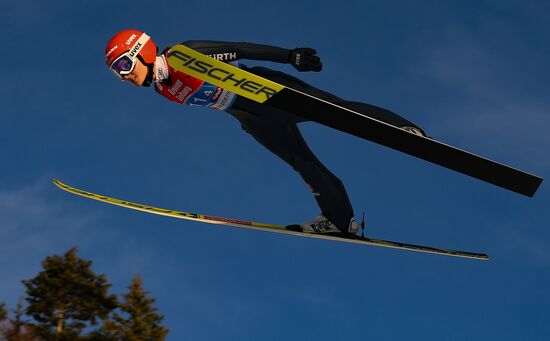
[52,179,488,260]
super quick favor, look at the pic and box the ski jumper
[154,41,422,232]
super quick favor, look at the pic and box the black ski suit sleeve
[179,40,291,63]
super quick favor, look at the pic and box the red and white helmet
[105,29,157,79]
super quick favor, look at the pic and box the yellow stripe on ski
[52,179,284,230]
[52,179,488,260]
[166,45,285,103]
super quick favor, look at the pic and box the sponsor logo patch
[106,45,118,59]
[169,50,280,101]
[125,34,137,45]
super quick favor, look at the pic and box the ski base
[52,179,489,260]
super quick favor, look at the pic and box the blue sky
[1,0,549,339]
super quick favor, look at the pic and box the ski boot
[401,125,430,138]
[287,215,359,234]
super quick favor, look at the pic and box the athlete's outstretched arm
[179,40,322,72]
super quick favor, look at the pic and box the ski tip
[476,254,490,261]
[52,178,69,191]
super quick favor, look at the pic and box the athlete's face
[122,58,149,87]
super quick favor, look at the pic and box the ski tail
[357,236,488,260]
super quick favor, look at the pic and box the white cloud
[0,179,101,302]
[0,179,93,248]
[0,177,184,309]
[417,31,550,172]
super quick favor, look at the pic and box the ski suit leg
[242,65,425,132]
[226,107,354,232]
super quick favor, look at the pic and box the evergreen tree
[0,301,8,339]
[102,275,169,341]
[22,247,118,340]
[0,297,38,341]
[0,302,6,322]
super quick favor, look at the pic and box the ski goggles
[109,33,151,80]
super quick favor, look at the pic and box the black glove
[289,48,322,72]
